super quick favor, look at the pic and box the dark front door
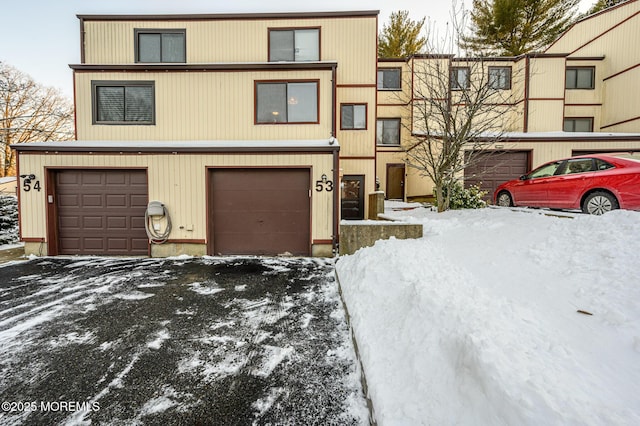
[341,175,364,220]
[386,164,405,200]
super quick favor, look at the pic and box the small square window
[376,119,401,145]
[488,67,511,90]
[341,104,367,130]
[135,29,186,63]
[451,67,470,90]
[377,69,401,90]
[563,117,593,132]
[566,67,595,89]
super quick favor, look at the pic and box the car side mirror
[519,175,528,181]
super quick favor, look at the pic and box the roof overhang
[76,10,379,21]
[11,139,340,154]
[70,61,338,72]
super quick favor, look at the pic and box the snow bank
[337,207,640,425]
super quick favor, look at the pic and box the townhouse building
[13,1,640,258]
[377,0,640,200]
[14,11,378,257]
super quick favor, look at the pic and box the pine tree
[378,11,427,58]
[587,0,627,14]
[461,0,580,56]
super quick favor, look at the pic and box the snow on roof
[11,139,340,153]
[0,177,16,184]
[411,130,640,140]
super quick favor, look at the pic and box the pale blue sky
[1,0,593,99]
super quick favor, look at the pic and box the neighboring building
[12,2,640,258]
[376,0,640,200]
[0,177,17,195]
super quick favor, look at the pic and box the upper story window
[377,68,401,90]
[566,67,594,89]
[376,118,401,145]
[451,67,470,90]
[564,117,593,132]
[135,29,186,63]
[256,81,319,124]
[269,28,320,62]
[341,104,367,130]
[488,66,511,90]
[92,81,155,124]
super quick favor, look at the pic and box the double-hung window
[92,81,155,124]
[135,29,186,63]
[256,81,319,124]
[376,119,401,145]
[488,66,511,90]
[377,68,401,90]
[341,104,367,130]
[451,67,470,90]
[269,28,320,61]
[566,67,595,89]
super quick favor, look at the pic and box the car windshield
[528,161,562,179]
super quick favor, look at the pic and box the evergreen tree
[461,0,580,56]
[378,11,427,58]
[587,0,626,14]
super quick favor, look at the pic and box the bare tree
[397,7,524,211]
[1,62,74,177]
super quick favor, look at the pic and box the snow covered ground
[337,203,640,425]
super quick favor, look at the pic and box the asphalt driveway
[0,256,368,425]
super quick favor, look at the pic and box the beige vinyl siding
[336,87,377,157]
[545,1,640,55]
[75,71,333,140]
[18,152,335,244]
[82,17,377,84]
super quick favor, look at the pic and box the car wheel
[582,191,619,215]
[497,191,513,207]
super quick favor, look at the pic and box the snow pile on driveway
[337,206,640,425]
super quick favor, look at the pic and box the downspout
[524,55,530,132]
[331,65,340,255]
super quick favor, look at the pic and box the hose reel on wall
[145,201,172,244]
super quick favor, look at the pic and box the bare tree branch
[1,62,75,177]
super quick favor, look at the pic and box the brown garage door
[464,151,531,200]
[209,168,310,256]
[55,170,148,255]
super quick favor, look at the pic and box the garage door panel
[465,151,530,201]
[55,170,148,255]
[210,169,310,256]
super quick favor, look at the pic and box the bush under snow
[0,195,19,245]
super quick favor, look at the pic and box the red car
[494,153,640,215]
